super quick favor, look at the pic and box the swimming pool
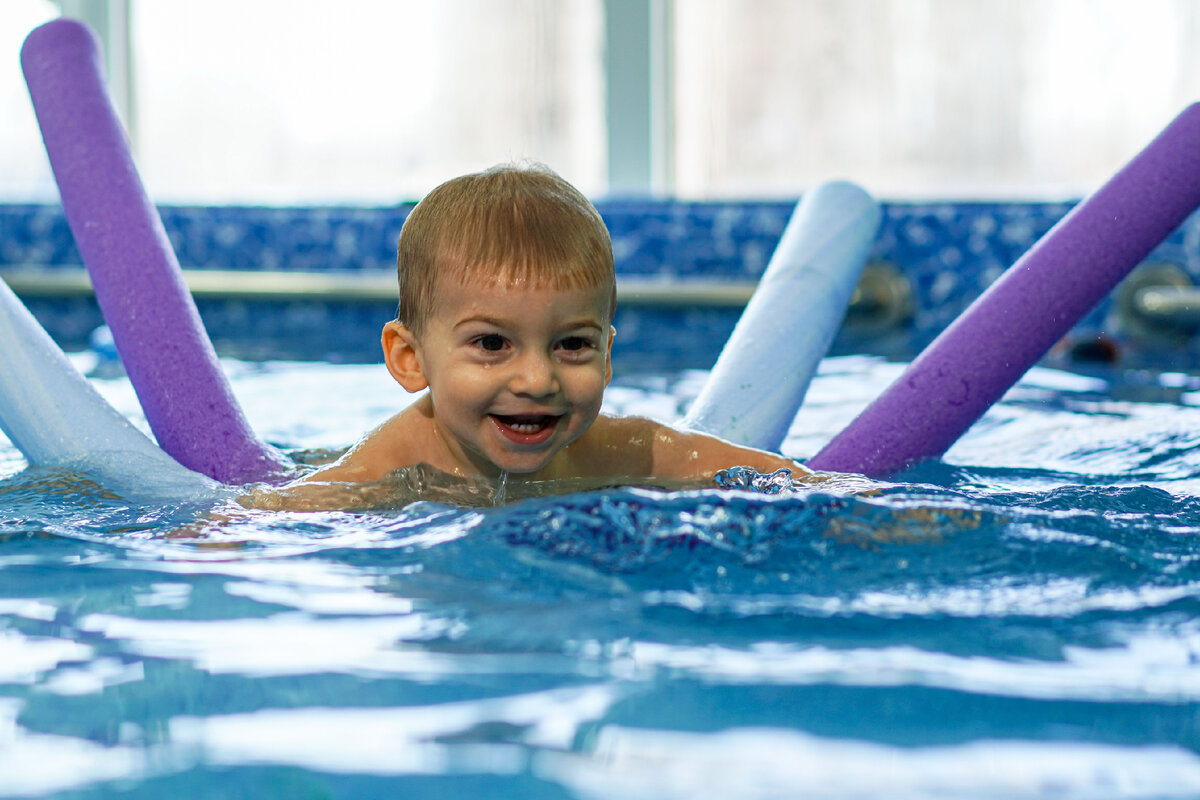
[2,353,1199,798]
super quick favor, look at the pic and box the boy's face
[390,269,614,477]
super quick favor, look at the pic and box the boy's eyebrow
[452,314,605,331]
[558,318,605,331]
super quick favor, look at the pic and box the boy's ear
[381,320,428,393]
[605,325,615,386]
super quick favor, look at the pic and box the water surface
[2,356,1200,798]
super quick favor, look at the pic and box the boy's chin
[488,458,553,476]
[481,446,563,477]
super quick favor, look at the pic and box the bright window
[5,1,1200,203]
[133,0,606,203]
[672,0,1200,198]
[0,0,58,201]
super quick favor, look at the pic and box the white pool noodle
[0,278,224,502]
[681,181,881,451]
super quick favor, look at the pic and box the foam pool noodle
[20,18,292,485]
[808,103,1200,478]
[682,181,882,451]
[0,277,225,502]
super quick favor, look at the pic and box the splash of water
[494,470,509,505]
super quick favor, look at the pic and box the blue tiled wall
[3,199,1199,370]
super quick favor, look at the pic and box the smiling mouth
[490,414,561,445]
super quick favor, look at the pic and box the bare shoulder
[563,414,656,477]
[304,401,434,483]
[579,414,808,481]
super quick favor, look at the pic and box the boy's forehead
[427,265,610,317]
[432,260,609,293]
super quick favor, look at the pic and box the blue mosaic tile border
[4,198,1200,370]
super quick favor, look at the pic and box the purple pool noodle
[809,103,1200,478]
[20,18,290,485]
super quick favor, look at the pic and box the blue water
[3,355,1200,798]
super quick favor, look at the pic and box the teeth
[497,415,554,435]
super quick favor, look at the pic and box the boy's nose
[509,352,560,397]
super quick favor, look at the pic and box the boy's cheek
[583,374,609,410]
[442,364,493,386]
[577,365,609,391]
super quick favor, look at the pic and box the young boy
[258,163,844,509]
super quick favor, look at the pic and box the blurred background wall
[4,0,1200,203]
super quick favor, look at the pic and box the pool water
[3,355,1200,798]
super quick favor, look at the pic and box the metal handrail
[0,262,917,327]
[0,264,759,306]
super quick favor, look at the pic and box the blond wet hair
[395,163,616,335]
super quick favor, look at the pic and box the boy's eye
[558,336,593,351]
[477,334,506,351]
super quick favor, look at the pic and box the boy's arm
[241,462,495,512]
[240,475,401,511]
